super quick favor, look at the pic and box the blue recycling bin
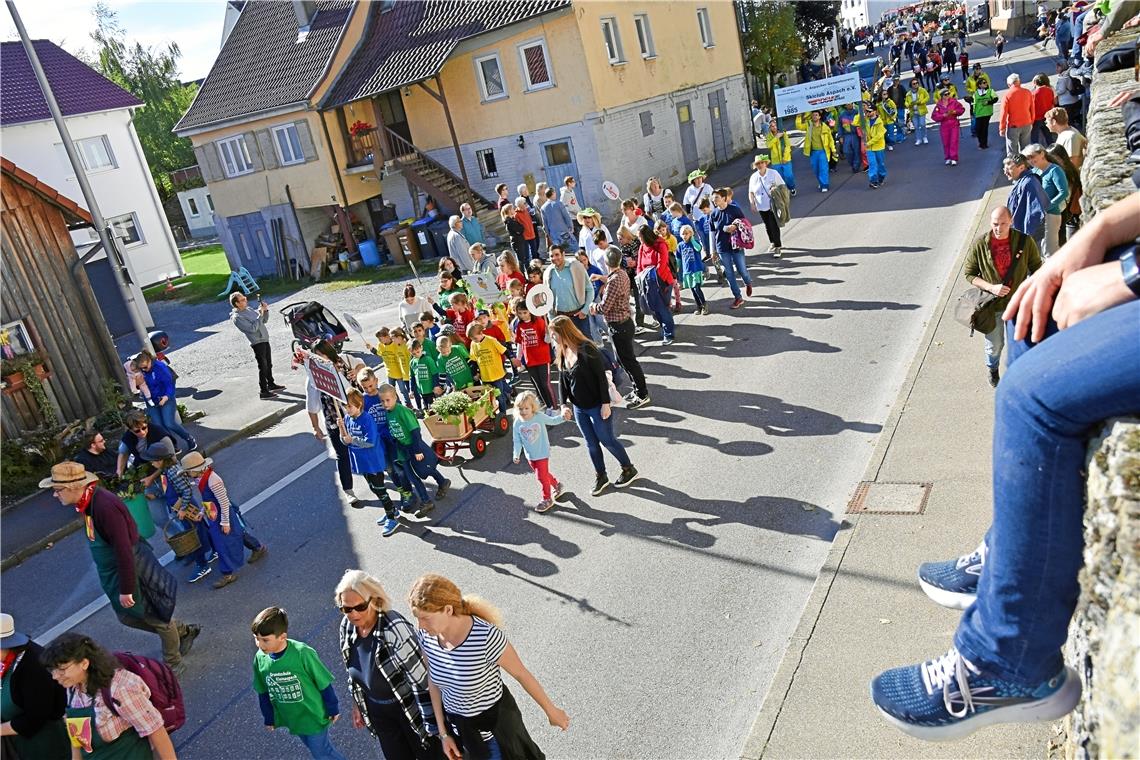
[358,239,382,267]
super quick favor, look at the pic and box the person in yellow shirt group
[800,110,836,193]
[765,119,797,195]
[905,78,931,145]
[465,322,510,417]
[855,100,888,189]
[366,326,416,410]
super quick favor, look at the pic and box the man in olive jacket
[963,206,1042,387]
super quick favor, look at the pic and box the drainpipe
[7,0,154,360]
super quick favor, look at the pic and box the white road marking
[34,451,329,643]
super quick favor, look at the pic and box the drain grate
[846,481,932,515]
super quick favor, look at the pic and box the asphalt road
[2,44,1053,759]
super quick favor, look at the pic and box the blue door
[224,212,276,277]
[541,138,583,208]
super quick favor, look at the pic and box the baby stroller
[280,301,349,351]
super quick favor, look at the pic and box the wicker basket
[164,518,201,559]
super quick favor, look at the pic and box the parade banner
[306,356,347,404]
[774,72,861,118]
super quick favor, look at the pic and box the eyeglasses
[339,601,371,615]
[50,662,78,677]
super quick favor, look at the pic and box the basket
[463,386,494,427]
[423,412,472,441]
[164,518,201,559]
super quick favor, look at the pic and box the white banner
[774,72,861,119]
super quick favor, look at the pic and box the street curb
[738,170,1007,760]
[0,401,304,572]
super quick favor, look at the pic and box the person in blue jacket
[338,389,401,536]
[135,352,196,451]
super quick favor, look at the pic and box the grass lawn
[143,246,411,304]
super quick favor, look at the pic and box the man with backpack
[41,462,201,678]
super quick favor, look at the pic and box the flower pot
[423,412,472,441]
[123,493,156,539]
[1,364,49,396]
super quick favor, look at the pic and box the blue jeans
[156,400,194,448]
[719,250,752,301]
[954,300,1140,684]
[913,114,927,142]
[867,149,886,184]
[490,377,510,417]
[393,378,413,408]
[895,110,905,139]
[886,120,901,145]
[642,277,674,339]
[983,321,1005,369]
[771,161,796,191]
[573,404,632,475]
[842,133,861,171]
[809,149,830,190]
[298,729,347,760]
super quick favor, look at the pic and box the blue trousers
[771,161,796,191]
[298,729,347,760]
[895,110,905,138]
[842,134,861,171]
[809,149,830,190]
[886,120,901,145]
[156,400,194,448]
[642,277,674,339]
[719,250,753,301]
[867,149,886,184]
[955,300,1140,684]
[573,405,632,475]
[913,114,927,142]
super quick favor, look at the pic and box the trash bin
[427,218,451,261]
[411,218,439,259]
[358,239,382,267]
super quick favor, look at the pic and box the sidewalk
[740,181,1056,757]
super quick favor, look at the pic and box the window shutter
[196,144,223,182]
[244,131,263,172]
[255,130,279,170]
[295,120,318,162]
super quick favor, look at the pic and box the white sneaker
[951,159,958,166]
[915,139,921,145]
[773,247,782,258]
[945,159,952,165]
[887,145,894,151]
[821,188,829,193]
[766,244,777,254]
[923,138,929,144]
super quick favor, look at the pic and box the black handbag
[954,237,1023,334]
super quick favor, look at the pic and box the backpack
[731,217,755,250]
[1068,75,1086,96]
[101,652,186,733]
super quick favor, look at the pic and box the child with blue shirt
[337,389,401,537]
[511,391,570,513]
[677,224,709,315]
[357,368,420,514]
[135,352,196,451]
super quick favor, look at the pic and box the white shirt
[560,186,581,216]
[683,182,714,220]
[398,297,433,332]
[1055,128,1086,164]
[618,214,648,241]
[748,168,785,212]
[579,223,612,266]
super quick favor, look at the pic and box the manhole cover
[846,482,932,515]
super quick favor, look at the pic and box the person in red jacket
[635,226,676,344]
[510,298,556,408]
[1030,73,1056,147]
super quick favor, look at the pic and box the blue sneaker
[188,565,212,583]
[204,550,218,564]
[378,517,400,537]
[917,540,985,610]
[870,647,1082,741]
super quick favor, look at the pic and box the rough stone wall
[1054,420,1140,760]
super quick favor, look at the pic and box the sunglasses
[339,601,371,615]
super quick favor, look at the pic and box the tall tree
[738,1,801,107]
[794,0,842,56]
[85,4,198,199]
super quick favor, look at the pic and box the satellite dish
[601,181,621,201]
[343,312,363,335]
[525,284,553,318]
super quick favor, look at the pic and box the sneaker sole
[614,473,639,488]
[918,578,978,610]
[872,666,1082,742]
[591,483,610,496]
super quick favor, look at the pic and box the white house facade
[176,185,218,239]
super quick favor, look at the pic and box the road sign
[306,355,346,404]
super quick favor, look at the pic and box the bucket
[123,493,156,539]
[358,239,381,267]
[164,518,201,559]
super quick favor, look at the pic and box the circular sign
[601,181,621,201]
[525,284,554,318]
[342,312,363,335]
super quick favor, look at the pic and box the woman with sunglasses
[335,570,442,760]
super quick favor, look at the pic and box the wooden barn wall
[1,176,118,436]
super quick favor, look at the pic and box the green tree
[739,1,801,107]
[794,1,842,56]
[85,4,198,199]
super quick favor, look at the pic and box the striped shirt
[418,617,507,718]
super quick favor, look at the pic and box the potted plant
[348,120,375,137]
[422,387,499,440]
[103,464,156,539]
[1,350,50,395]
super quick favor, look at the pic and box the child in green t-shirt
[412,322,439,362]
[251,607,346,760]
[380,384,450,509]
[409,339,443,403]
[435,335,474,390]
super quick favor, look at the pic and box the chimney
[292,0,316,29]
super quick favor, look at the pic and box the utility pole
[6,0,154,361]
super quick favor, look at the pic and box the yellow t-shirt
[375,341,410,380]
[469,336,506,383]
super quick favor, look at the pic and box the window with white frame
[600,17,624,64]
[216,135,254,177]
[518,39,553,91]
[697,7,714,48]
[474,53,507,101]
[273,123,305,165]
[187,197,200,217]
[54,136,116,174]
[108,212,143,246]
[634,14,656,58]
[476,148,498,179]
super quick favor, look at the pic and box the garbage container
[358,239,382,267]
[411,218,439,259]
[427,218,451,261]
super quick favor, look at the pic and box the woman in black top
[551,316,638,497]
[0,613,69,759]
[500,205,528,266]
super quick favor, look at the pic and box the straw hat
[38,461,98,489]
[0,613,29,649]
[180,451,213,475]
[576,207,600,222]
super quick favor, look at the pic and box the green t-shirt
[422,339,440,363]
[410,354,440,394]
[252,640,335,736]
[440,344,474,389]
[386,403,420,448]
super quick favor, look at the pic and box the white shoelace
[921,648,981,718]
[955,539,988,570]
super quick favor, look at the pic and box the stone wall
[1056,420,1140,760]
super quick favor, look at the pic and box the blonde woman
[576,208,612,270]
[335,570,440,760]
[642,177,666,220]
[409,574,568,760]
